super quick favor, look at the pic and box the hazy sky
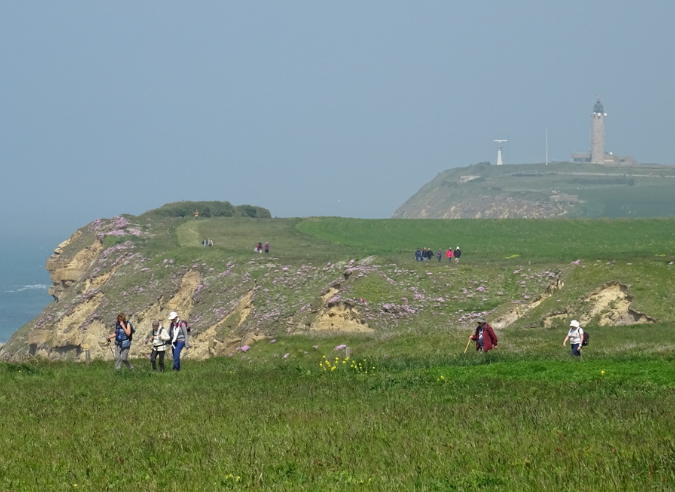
[1,1,673,239]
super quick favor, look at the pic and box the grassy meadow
[3,215,675,490]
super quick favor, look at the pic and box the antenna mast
[494,140,507,165]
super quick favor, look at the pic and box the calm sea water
[0,239,57,343]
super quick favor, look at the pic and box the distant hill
[393,162,675,219]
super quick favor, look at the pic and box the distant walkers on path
[168,311,189,371]
[436,248,442,262]
[446,248,454,262]
[265,242,269,254]
[106,313,135,370]
[469,317,498,352]
[207,238,213,247]
[202,238,207,247]
[454,246,461,263]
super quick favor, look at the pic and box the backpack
[582,330,589,346]
[128,321,136,341]
[115,321,136,342]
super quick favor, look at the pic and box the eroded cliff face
[2,212,661,363]
[0,216,374,362]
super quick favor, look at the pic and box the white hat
[570,320,580,328]
[168,311,178,320]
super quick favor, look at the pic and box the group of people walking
[254,242,270,254]
[468,317,587,357]
[107,310,584,373]
[202,238,214,247]
[106,311,190,371]
[415,246,461,263]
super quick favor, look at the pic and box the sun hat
[168,311,178,320]
[476,317,486,323]
[570,320,580,328]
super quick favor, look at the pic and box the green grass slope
[3,214,675,358]
[393,162,675,219]
[2,211,675,490]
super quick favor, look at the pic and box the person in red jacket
[469,317,498,351]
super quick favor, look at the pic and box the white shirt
[567,327,584,345]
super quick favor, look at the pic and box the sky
[1,1,674,240]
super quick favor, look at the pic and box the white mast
[545,129,549,165]
[494,140,507,165]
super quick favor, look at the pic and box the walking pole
[463,338,473,354]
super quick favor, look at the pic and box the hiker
[563,320,584,356]
[454,246,461,263]
[469,317,498,352]
[149,320,170,372]
[264,242,269,254]
[106,313,134,370]
[202,238,207,247]
[208,238,213,247]
[436,248,442,262]
[194,210,199,219]
[415,248,422,261]
[446,248,454,262]
[168,311,190,371]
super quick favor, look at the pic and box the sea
[0,238,58,343]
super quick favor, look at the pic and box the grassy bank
[2,327,675,491]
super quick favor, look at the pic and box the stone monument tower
[591,98,607,164]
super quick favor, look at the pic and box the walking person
[106,313,134,370]
[149,320,170,372]
[264,242,270,254]
[436,248,442,262]
[469,317,498,352]
[563,320,584,357]
[454,246,461,263]
[446,248,454,263]
[168,311,190,371]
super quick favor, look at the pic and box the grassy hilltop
[2,206,675,490]
[393,162,675,219]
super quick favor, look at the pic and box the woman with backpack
[168,311,190,371]
[106,313,135,370]
[149,320,170,372]
[563,320,584,356]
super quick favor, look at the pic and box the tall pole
[545,128,549,165]
[494,140,507,166]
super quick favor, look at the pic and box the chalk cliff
[0,202,372,361]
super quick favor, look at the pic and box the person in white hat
[168,311,190,371]
[563,320,584,356]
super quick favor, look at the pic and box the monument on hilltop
[590,99,606,164]
[571,98,637,165]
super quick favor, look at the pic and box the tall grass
[2,328,675,491]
